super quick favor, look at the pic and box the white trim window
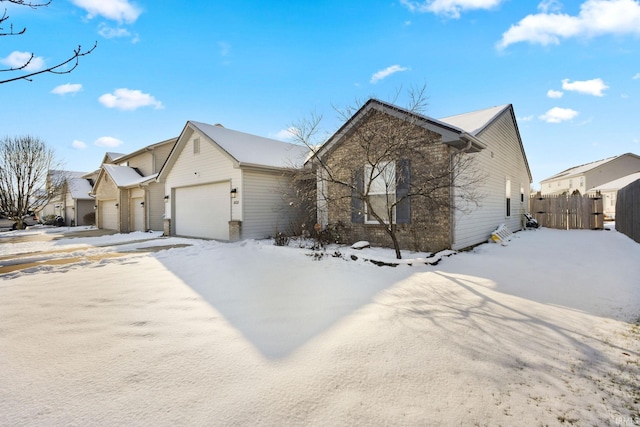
[365,162,395,224]
[505,179,512,217]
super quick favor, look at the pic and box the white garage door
[131,197,145,232]
[175,183,230,240]
[99,200,118,230]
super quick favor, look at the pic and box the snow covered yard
[0,226,639,426]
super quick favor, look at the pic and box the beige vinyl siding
[164,132,242,222]
[95,173,121,230]
[152,143,174,173]
[584,155,640,191]
[147,181,165,230]
[453,111,530,250]
[126,154,153,176]
[242,169,298,239]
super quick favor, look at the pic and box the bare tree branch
[0,42,97,83]
[0,135,64,228]
[0,0,96,84]
[292,84,486,259]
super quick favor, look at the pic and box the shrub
[274,232,290,247]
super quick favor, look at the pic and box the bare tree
[0,0,96,84]
[0,135,64,228]
[292,86,485,259]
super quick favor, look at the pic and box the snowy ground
[1,225,639,426]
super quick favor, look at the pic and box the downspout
[449,136,474,249]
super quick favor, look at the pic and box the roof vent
[214,123,224,128]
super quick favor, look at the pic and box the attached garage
[174,182,230,240]
[99,200,118,230]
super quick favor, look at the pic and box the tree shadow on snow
[154,242,412,360]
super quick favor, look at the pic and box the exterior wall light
[230,188,238,198]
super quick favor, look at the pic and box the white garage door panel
[175,183,229,240]
[100,200,118,230]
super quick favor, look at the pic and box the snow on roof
[105,152,126,162]
[103,164,156,187]
[49,170,87,179]
[438,105,510,136]
[586,171,640,193]
[542,156,617,181]
[190,121,310,169]
[68,177,94,199]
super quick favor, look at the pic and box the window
[193,137,200,154]
[569,179,573,188]
[365,162,395,223]
[506,179,511,217]
[580,177,584,187]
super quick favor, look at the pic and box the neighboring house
[309,99,532,252]
[40,170,97,226]
[540,153,640,196]
[586,171,640,220]
[92,138,177,232]
[157,121,309,241]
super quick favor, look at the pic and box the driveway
[0,228,191,274]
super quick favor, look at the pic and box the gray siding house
[157,121,309,241]
[310,99,532,252]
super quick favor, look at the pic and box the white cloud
[70,0,142,24]
[497,0,640,49]
[518,115,534,122]
[51,83,83,95]
[94,136,124,148]
[633,73,640,79]
[561,78,608,96]
[538,0,562,13]
[539,107,579,123]
[547,89,564,98]
[370,65,409,84]
[98,88,163,110]
[98,24,131,39]
[273,127,297,140]
[1,51,45,71]
[400,0,504,18]
[72,140,87,149]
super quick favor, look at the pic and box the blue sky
[2,0,639,188]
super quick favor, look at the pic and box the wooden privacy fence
[615,179,640,244]
[530,194,604,230]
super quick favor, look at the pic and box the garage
[174,183,230,240]
[99,200,118,230]
[131,197,145,232]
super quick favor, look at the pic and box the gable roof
[540,153,640,182]
[191,121,309,168]
[102,152,126,164]
[113,137,178,164]
[48,170,94,200]
[308,99,487,164]
[441,104,532,183]
[158,121,310,180]
[586,171,640,193]
[101,164,156,188]
[67,176,94,200]
[439,104,510,136]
